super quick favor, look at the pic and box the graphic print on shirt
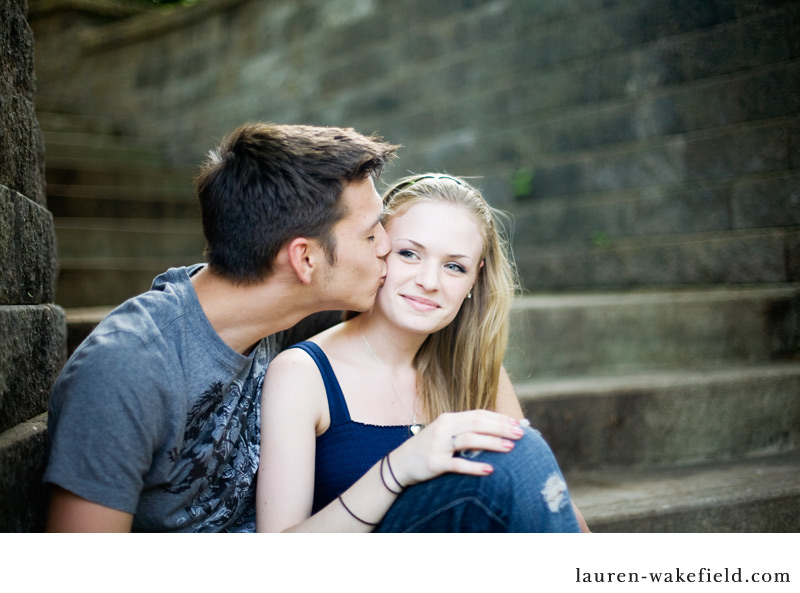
[161,349,269,532]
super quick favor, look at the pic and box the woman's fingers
[448,455,495,476]
[450,432,515,455]
[432,411,524,446]
[390,411,528,486]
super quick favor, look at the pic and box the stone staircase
[39,109,205,309]
[505,287,800,532]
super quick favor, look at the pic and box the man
[44,123,398,532]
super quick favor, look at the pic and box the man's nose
[375,223,390,258]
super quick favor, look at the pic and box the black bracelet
[379,456,403,495]
[338,495,378,526]
[385,451,406,491]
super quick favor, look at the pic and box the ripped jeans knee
[376,427,580,533]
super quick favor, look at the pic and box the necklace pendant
[410,423,422,436]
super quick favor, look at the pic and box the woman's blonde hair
[381,174,519,422]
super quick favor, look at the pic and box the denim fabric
[375,427,580,533]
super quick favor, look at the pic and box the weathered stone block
[0,185,58,305]
[789,118,800,169]
[732,172,800,229]
[0,305,66,435]
[0,83,46,209]
[506,287,800,378]
[790,3,800,58]
[519,365,800,470]
[593,241,683,286]
[685,122,790,183]
[631,186,731,236]
[0,413,48,532]
[0,0,45,206]
[512,244,592,292]
[678,232,788,283]
[787,230,800,282]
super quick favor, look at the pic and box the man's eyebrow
[397,238,475,261]
[367,213,382,232]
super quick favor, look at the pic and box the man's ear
[286,237,318,284]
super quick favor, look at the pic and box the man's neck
[191,266,318,355]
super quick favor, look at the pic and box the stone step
[45,164,194,194]
[47,190,201,219]
[64,306,114,355]
[519,362,800,471]
[54,218,205,260]
[0,305,66,434]
[0,413,48,532]
[44,151,198,218]
[36,110,127,137]
[568,450,800,532]
[44,154,188,177]
[1,185,58,305]
[512,170,800,249]
[513,226,800,290]
[41,127,167,161]
[43,137,164,164]
[55,259,199,308]
[506,285,800,379]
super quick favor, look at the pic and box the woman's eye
[446,263,467,274]
[398,249,417,259]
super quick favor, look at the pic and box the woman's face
[376,200,484,336]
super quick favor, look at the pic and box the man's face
[320,176,390,311]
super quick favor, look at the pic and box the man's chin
[352,293,379,313]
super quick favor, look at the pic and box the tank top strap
[288,341,352,426]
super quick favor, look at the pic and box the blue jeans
[375,428,580,532]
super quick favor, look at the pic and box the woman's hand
[388,410,525,488]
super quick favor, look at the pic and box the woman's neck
[350,310,427,371]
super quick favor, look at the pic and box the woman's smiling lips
[401,293,440,311]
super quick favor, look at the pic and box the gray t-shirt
[44,265,276,532]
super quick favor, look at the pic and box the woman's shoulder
[270,320,363,381]
[263,342,328,428]
[267,340,333,380]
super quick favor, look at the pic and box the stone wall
[28,0,800,291]
[1,0,66,531]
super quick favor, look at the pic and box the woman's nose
[416,262,440,291]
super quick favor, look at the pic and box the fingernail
[482,465,494,474]
[512,427,524,437]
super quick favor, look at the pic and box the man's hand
[46,486,134,532]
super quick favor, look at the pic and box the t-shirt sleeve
[44,330,175,514]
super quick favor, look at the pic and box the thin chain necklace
[361,332,423,435]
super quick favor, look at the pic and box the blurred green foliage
[512,167,535,199]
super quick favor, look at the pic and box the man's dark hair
[195,122,399,284]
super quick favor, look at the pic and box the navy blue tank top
[289,341,412,514]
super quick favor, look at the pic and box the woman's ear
[286,237,317,284]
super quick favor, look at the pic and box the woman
[257,174,586,532]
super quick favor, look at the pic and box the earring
[467,291,472,299]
